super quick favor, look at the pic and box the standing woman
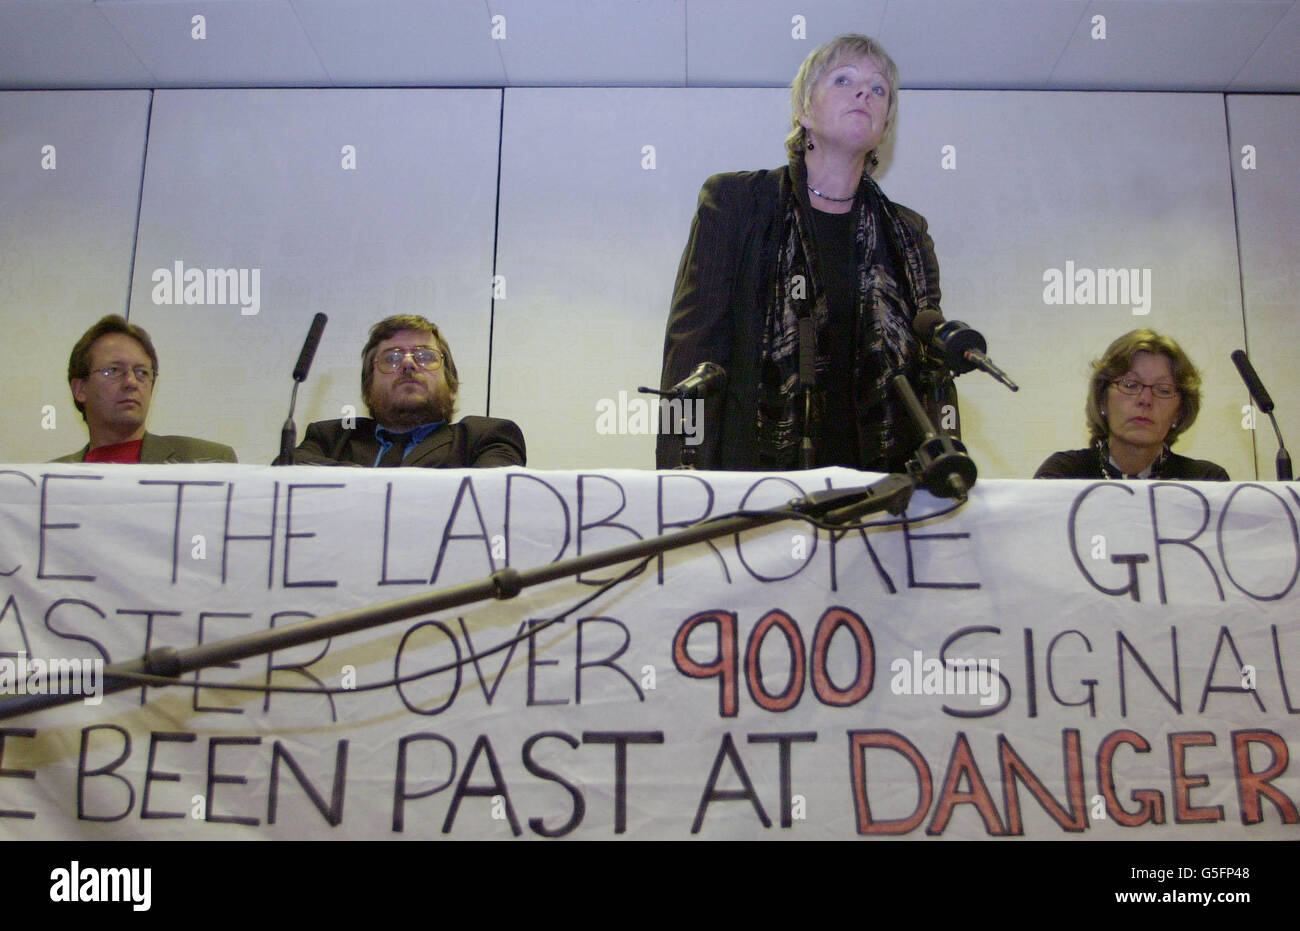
[656,34,947,471]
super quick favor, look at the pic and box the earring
[868,151,879,167]
[806,137,814,151]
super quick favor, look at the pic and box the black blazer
[1034,447,1229,481]
[656,163,942,470]
[292,416,525,468]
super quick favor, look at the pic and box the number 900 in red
[672,607,874,716]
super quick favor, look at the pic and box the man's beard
[366,380,454,431]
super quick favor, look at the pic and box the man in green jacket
[52,315,236,464]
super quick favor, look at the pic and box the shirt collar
[375,421,442,446]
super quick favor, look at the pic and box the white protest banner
[0,464,1296,839]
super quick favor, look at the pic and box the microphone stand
[638,385,713,471]
[274,313,328,466]
[1,368,979,721]
[799,318,816,469]
[891,374,977,500]
[274,381,303,467]
[1264,412,1293,481]
[916,364,961,438]
[1230,349,1293,481]
[0,471,933,721]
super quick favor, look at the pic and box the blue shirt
[373,422,444,467]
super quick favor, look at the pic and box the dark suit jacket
[656,162,943,470]
[293,416,525,468]
[1034,447,1229,481]
[52,432,237,463]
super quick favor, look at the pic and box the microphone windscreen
[1231,349,1275,413]
[292,313,328,383]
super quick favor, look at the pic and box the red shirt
[83,439,144,463]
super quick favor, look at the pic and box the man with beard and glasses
[292,315,525,467]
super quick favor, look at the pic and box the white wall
[3,86,1296,478]
[0,90,150,462]
[1227,94,1300,481]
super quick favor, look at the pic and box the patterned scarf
[1097,439,1170,479]
[756,161,938,471]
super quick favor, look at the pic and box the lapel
[337,423,381,465]
[139,433,181,464]
[402,423,456,467]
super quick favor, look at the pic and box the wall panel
[496,87,1252,478]
[129,88,502,464]
[0,90,150,462]
[1,85,1286,482]
[888,91,1249,480]
[1227,94,1300,481]
[494,87,788,468]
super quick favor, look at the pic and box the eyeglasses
[92,365,155,384]
[1110,377,1178,400]
[375,346,443,373]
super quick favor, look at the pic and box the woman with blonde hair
[656,34,947,472]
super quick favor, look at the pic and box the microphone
[275,313,329,466]
[639,362,727,470]
[640,362,727,402]
[913,310,1019,392]
[799,318,816,469]
[293,312,328,383]
[668,361,727,400]
[1231,349,1292,481]
[1231,349,1274,413]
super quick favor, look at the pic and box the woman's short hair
[1085,329,1202,445]
[785,33,900,162]
[360,314,459,402]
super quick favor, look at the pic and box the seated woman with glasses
[1034,329,1229,481]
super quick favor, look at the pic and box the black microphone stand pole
[891,374,978,499]
[799,318,816,469]
[1268,417,1292,482]
[0,471,922,721]
[274,381,303,467]
[1,368,982,721]
[1230,349,1293,481]
[274,313,328,466]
